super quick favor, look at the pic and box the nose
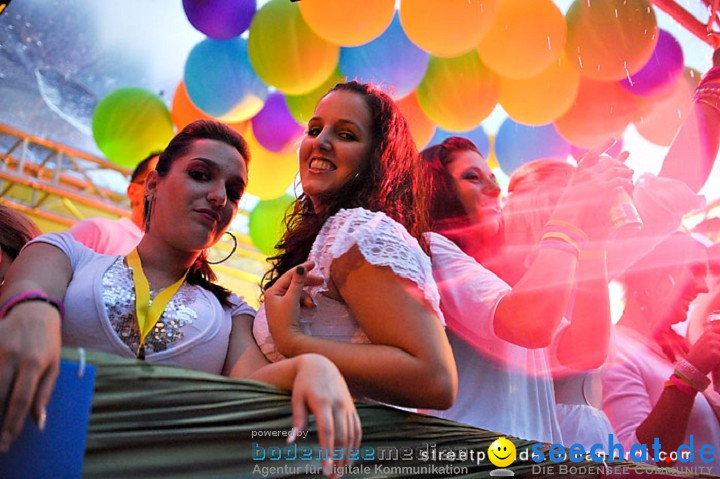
[482,180,501,198]
[315,129,332,152]
[207,180,227,208]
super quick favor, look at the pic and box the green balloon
[92,87,174,168]
[249,194,294,255]
[285,69,346,124]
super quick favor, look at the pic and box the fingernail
[287,427,296,444]
[323,460,332,476]
[38,408,47,432]
[296,266,305,275]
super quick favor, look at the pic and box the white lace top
[253,207,444,362]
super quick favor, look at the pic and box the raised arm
[264,254,457,410]
[0,242,73,452]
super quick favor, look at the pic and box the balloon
[338,14,429,99]
[499,53,580,125]
[285,69,346,124]
[92,87,174,168]
[249,194,294,255]
[417,52,500,132]
[486,135,499,170]
[621,29,684,97]
[248,0,339,95]
[244,127,298,200]
[428,125,491,158]
[477,0,566,79]
[251,92,304,154]
[399,0,498,58]
[184,37,268,122]
[554,78,640,148]
[494,119,571,175]
[182,0,256,39]
[170,81,248,134]
[396,91,436,150]
[635,75,695,146]
[299,0,394,47]
[565,0,658,81]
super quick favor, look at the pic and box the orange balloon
[565,0,658,81]
[244,127,298,200]
[477,0,566,79]
[499,54,580,126]
[171,81,248,134]
[399,0,498,58]
[554,77,640,148]
[299,0,395,47]
[635,75,695,146]
[417,52,500,132]
[396,91,436,149]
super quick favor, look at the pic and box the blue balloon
[428,125,490,158]
[338,14,428,99]
[184,37,268,121]
[495,119,571,175]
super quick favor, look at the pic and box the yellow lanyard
[127,248,189,359]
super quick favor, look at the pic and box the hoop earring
[143,196,153,232]
[207,231,238,264]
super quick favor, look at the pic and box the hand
[686,322,720,375]
[264,261,322,357]
[0,302,62,452]
[290,354,361,478]
[555,141,634,239]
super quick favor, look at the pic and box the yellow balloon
[399,0,498,58]
[477,0,566,79]
[499,54,580,125]
[285,69,346,124]
[244,127,299,200]
[417,52,500,132]
[248,0,339,95]
[299,0,395,47]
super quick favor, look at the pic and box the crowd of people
[0,51,719,477]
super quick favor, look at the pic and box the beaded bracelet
[544,219,590,242]
[664,374,697,397]
[0,290,65,321]
[674,358,711,392]
[538,234,581,259]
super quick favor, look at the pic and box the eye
[462,172,480,181]
[338,131,357,141]
[307,126,321,137]
[227,187,243,203]
[188,169,210,181]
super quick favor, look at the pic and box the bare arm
[554,253,611,369]
[265,252,457,410]
[0,242,73,452]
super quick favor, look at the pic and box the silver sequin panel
[102,257,199,354]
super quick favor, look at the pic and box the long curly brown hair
[262,81,429,290]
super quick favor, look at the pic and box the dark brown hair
[0,205,41,259]
[150,119,250,306]
[262,81,428,290]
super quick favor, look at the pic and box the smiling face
[145,138,247,252]
[299,89,374,211]
[488,437,517,468]
[446,149,502,237]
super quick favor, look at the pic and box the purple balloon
[251,92,304,153]
[621,29,684,97]
[183,0,256,40]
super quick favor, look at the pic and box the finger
[314,405,334,477]
[579,139,616,168]
[289,391,309,444]
[1,365,41,452]
[32,360,60,430]
[285,265,309,303]
[300,292,316,309]
[616,150,630,163]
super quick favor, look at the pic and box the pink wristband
[666,374,697,397]
[0,290,65,321]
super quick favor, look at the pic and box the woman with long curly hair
[254,81,457,410]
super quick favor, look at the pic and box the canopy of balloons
[89,0,697,255]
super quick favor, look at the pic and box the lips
[309,157,336,172]
[195,208,220,224]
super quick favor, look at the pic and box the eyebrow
[308,117,364,131]
[191,157,247,187]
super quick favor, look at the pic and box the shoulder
[27,231,103,266]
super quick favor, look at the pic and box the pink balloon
[621,29,684,97]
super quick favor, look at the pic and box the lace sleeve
[309,208,444,324]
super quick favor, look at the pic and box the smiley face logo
[488,437,516,468]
